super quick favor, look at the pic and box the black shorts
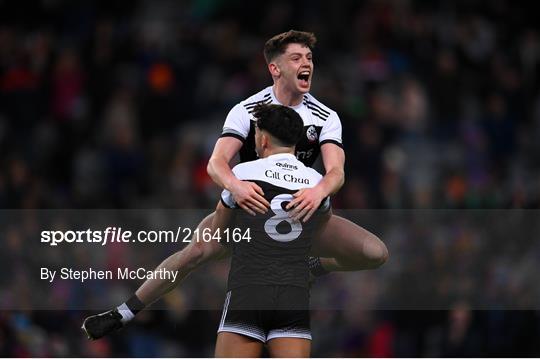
[217,285,311,342]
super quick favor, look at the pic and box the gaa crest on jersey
[306,125,318,142]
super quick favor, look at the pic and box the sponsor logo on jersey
[276,162,298,171]
[306,125,318,142]
[265,170,310,184]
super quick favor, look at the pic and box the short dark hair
[253,104,303,147]
[263,30,317,63]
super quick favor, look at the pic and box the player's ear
[268,62,280,77]
[261,133,270,149]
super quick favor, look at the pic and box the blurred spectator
[1,0,540,356]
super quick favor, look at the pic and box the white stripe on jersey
[221,87,342,145]
[219,291,232,330]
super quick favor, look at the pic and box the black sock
[125,294,145,315]
[308,256,329,277]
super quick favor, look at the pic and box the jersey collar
[266,153,297,161]
[270,86,305,110]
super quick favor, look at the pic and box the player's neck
[262,147,295,158]
[272,84,304,107]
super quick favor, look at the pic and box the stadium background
[1,0,540,356]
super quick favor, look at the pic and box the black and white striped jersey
[221,153,330,290]
[220,86,343,167]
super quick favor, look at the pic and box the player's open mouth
[297,71,310,86]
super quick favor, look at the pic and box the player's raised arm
[287,143,345,223]
[207,136,243,190]
[287,102,345,222]
[207,137,269,215]
[317,142,345,196]
[314,106,346,197]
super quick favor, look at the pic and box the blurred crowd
[1,0,540,356]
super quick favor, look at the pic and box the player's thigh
[267,337,311,358]
[310,214,380,259]
[268,286,311,357]
[215,332,263,358]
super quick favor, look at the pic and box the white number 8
[264,193,303,242]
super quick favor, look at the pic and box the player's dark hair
[253,104,303,147]
[263,30,317,63]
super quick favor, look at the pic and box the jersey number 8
[264,193,303,242]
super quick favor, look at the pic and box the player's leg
[215,332,264,358]
[310,213,388,274]
[216,287,267,357]
[267,337,311,358]
[135,213,229,305]
[82,212,229,339]
[266,286,311,357]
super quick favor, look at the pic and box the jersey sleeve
[220,189,237,209]
[319,196,331,213]
[220,103,251,142]
[319,111,343,148]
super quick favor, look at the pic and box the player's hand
[286,187,325,223]
[230,180,270,216]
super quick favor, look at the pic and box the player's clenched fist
[230,179,270,216]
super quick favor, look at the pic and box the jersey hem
[227,283,310,292]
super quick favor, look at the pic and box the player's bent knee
[373,239,389,267]
[341,233,389,269]
[188,239,226,268]
[362,233,388,268]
